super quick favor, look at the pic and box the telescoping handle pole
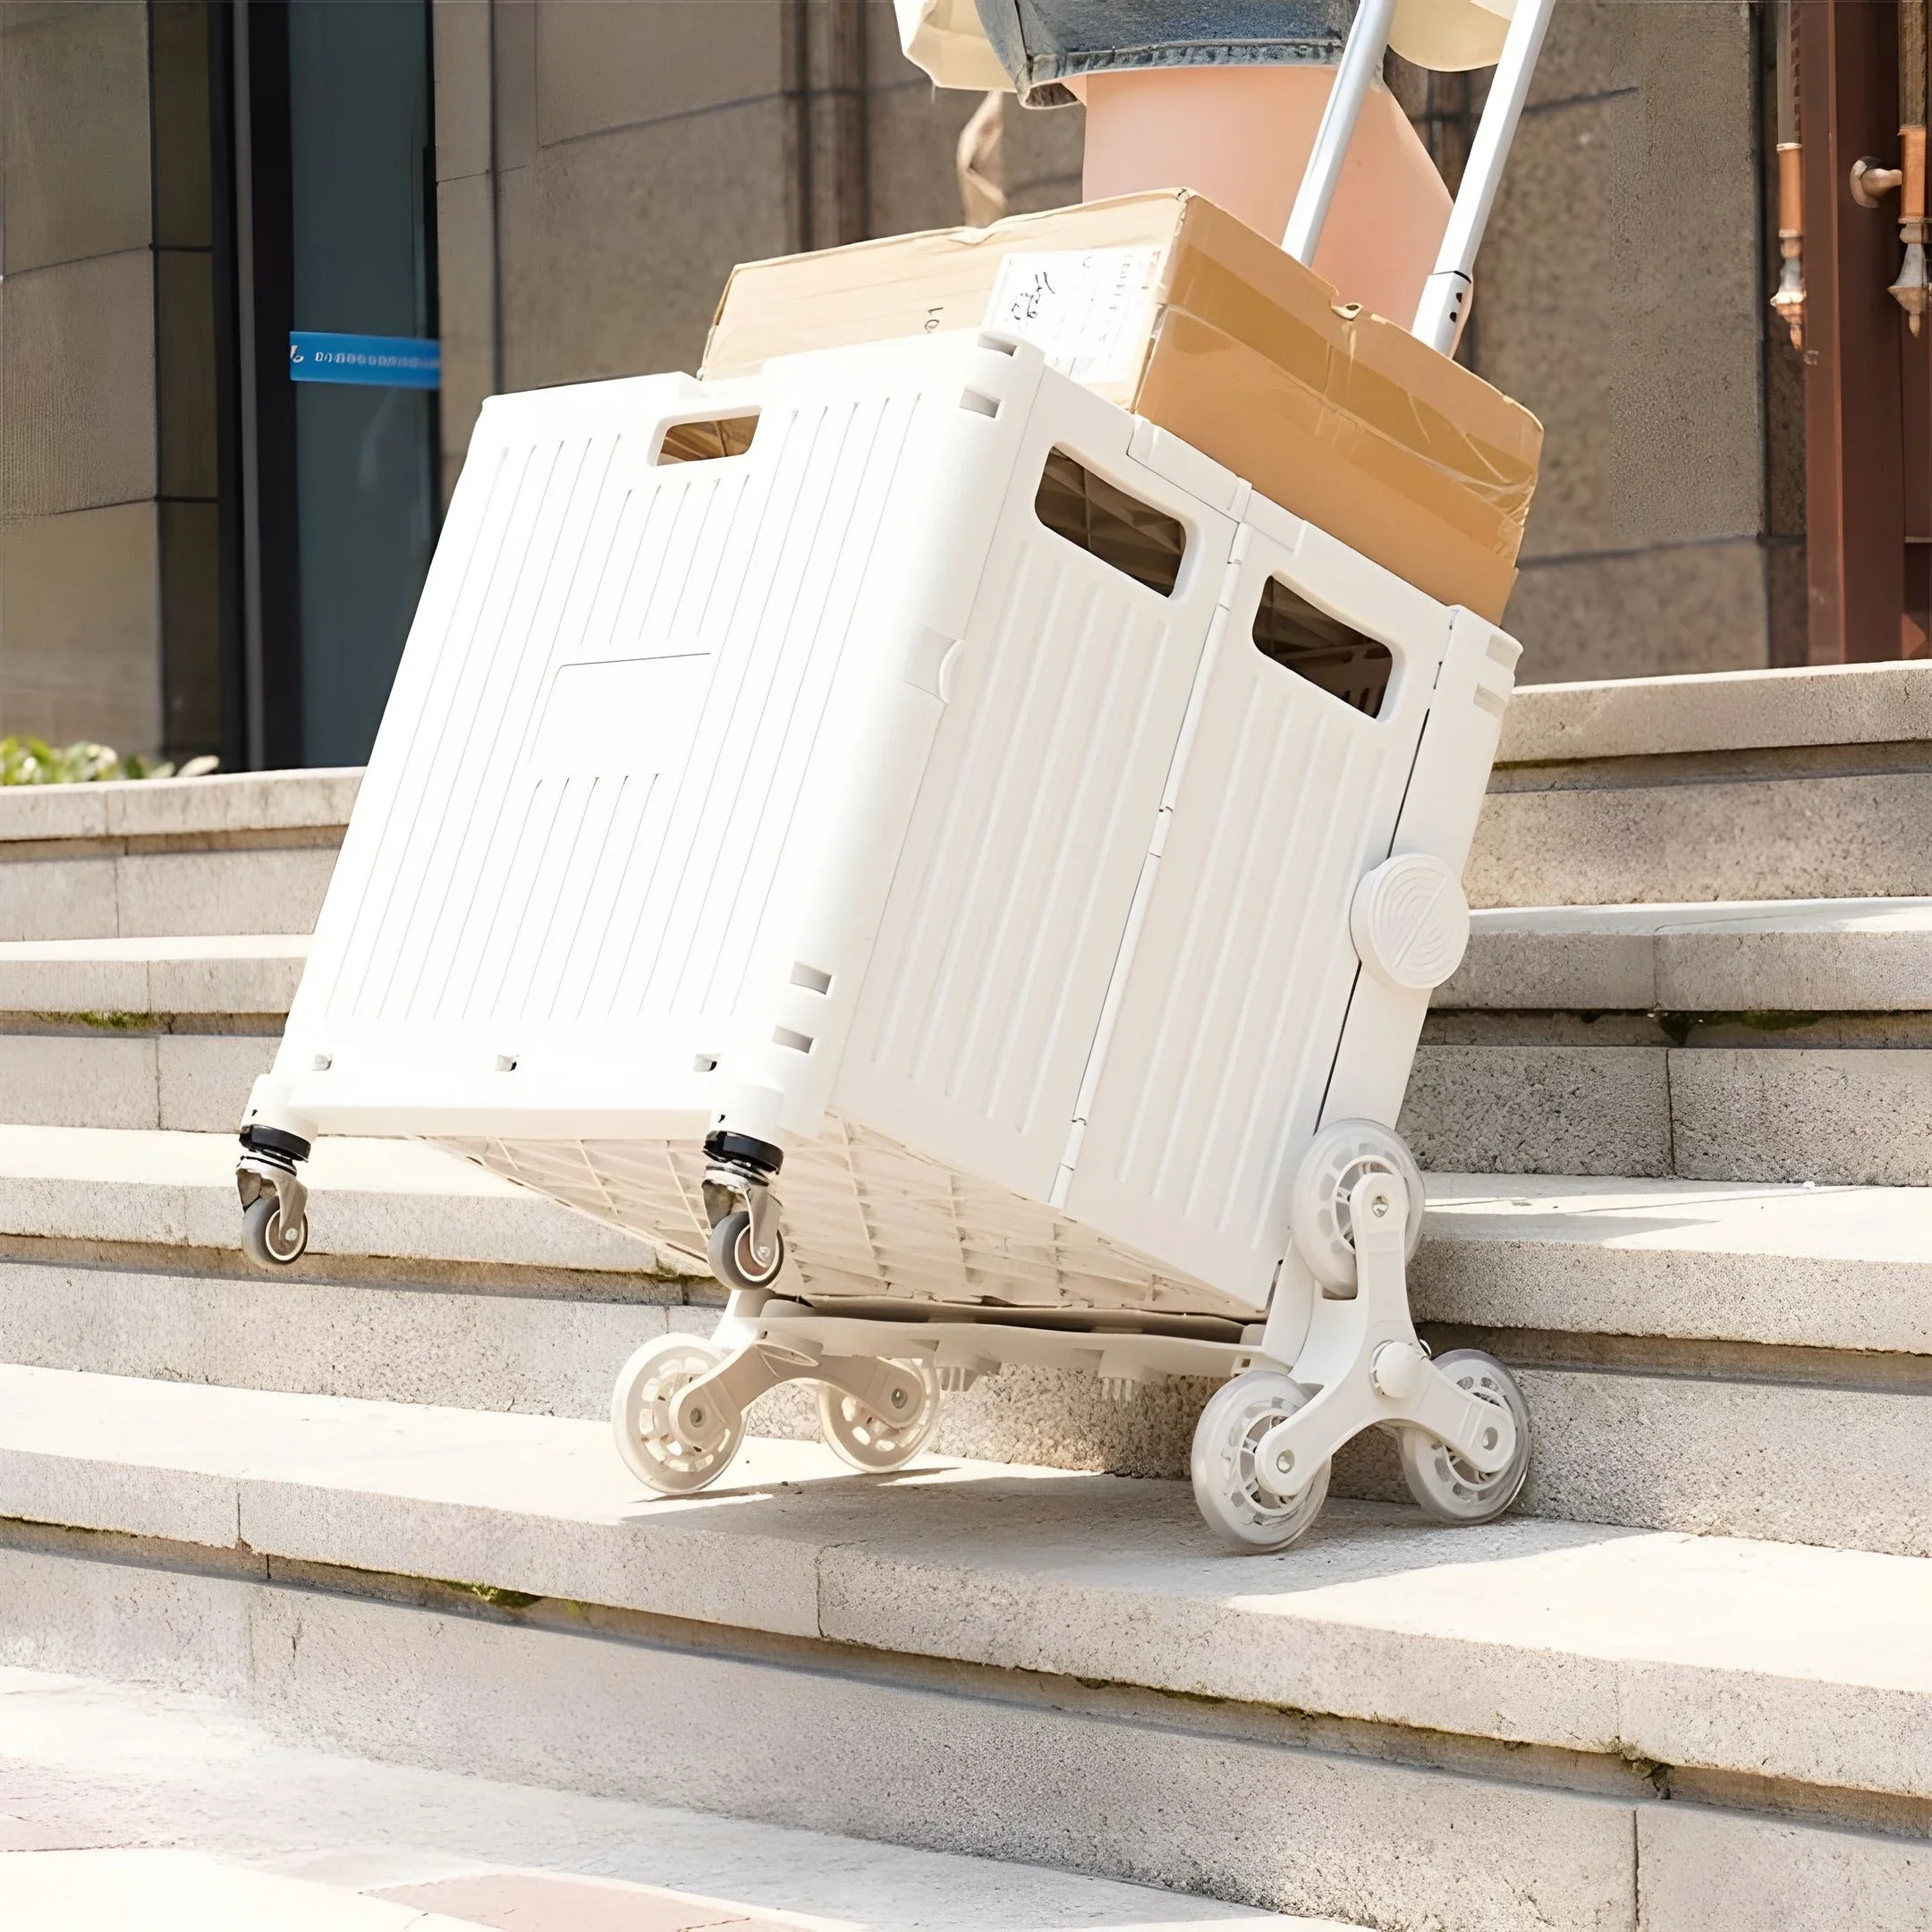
[1411,0,1559,353]
[1282,0,1399,265]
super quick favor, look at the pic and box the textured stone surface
[1669,1049,1932,1188]
[502,100,792,394]
[1498,659,1932,764]
[1635,1805,1932,1932]
[0,504,162,755]
[1477,0,1767,682]
[154,1032,278,1132]
[0,0,153,273]
[0,1031,162,1131]
[1418,1174,1932,1352]
[0,1124,667,1274]
[0,934,309,1015]
[1466,769,1932,908]
[1504,542,1769,686]
[1504,1369,1932,1558]
[4,1364,1932,1801]
[2,1255,1923,1553]
[1439,899,1932,1013]
[0,250,157,519]
[0,1668,1308,1932]
[1405,1038,1932,1186]
[1400,1045,1669,1177]
[0,767,359,844]
[0,1260,680,1421]
[0,1555,1640,1932]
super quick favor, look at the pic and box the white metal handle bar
[1282,0,1400,265]
[1411,0,1559,352]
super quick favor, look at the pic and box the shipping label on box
[982,247,1165,388]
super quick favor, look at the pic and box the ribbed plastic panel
[321,391,916,1036]
[833,443,1234,1204]
[1064,523,1449,1301]
[440,1123,1255,1320]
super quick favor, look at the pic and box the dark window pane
[1034,449,1185,597]
[1252,577,1394,718]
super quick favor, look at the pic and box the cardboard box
[702,191,1542,623]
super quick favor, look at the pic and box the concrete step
[6,911,1931,1186]
[0,935,306,1131]
[1470,661,1932,907]
[1,1669,1316,1932]
[0,771,354,941]
[0,1123,676,1278]
[1404,900,1932,1185]
[0,1365,1927,1932]
[0,1129,1925,1556]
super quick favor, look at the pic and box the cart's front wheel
[819,1359,942,1472]
[241,1194,308,1267]
[708,1210,786,1292]
[1399,1349,1531,1524]
[1191,1368,1331,1553]
[610,1335,743,1494]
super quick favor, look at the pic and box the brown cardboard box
[702,191,1541,623]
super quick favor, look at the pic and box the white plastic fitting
[1350,852,1470,991]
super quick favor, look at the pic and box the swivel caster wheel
[708,1210,786,1293]
[818,1360,943,1472]
[1399,1350,1532,1524]
[242,1194,308,1267]
[610,1335,744,1495]
[1191,1368,1331,1553]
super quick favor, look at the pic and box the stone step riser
[0,846,338,944]
[1402,1041,1932,1186]
[0,1031,273,1135]
[0,1530,1914,1932]
[1468,767,1932,909]
[4,1258,1923,1556]
[4,1024,1925,1191]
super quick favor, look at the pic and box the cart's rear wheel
[708,1209,786,1292]
[1399,1349,1532,1524]
[1289,1120,1426,1291]
[610,1334,743,1494]
[242,1194,307,1267]
[818,1359,942,1472]
[1191,1368,1331,1553]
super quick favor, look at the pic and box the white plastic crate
[239,328,1528,1549]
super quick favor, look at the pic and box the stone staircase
[0,662,1928,1930]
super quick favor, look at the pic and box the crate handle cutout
[1034,449,1185,598]
[1251,577,1394,718]
[653,415,759,464]
[790,962,833,994]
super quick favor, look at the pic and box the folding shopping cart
[237,0,1555,1550]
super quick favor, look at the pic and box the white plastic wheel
[1399,1349,1532,1524]
[1289,1119,1427,1291]
[818,1359,942,1472]
[1190,1368,1332,1553]
[242,1194,307,1267]
[610,1334,743,1495]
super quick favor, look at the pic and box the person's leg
[1072,64,1450,325]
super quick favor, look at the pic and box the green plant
[0,735,219,785]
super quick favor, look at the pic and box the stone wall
[1470,0,1799,683]
[0,1,221,757]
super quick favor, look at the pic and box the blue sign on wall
[289,332,440,389]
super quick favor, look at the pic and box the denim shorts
[972,0,1355,106]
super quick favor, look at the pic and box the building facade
[0,1,1892,767]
